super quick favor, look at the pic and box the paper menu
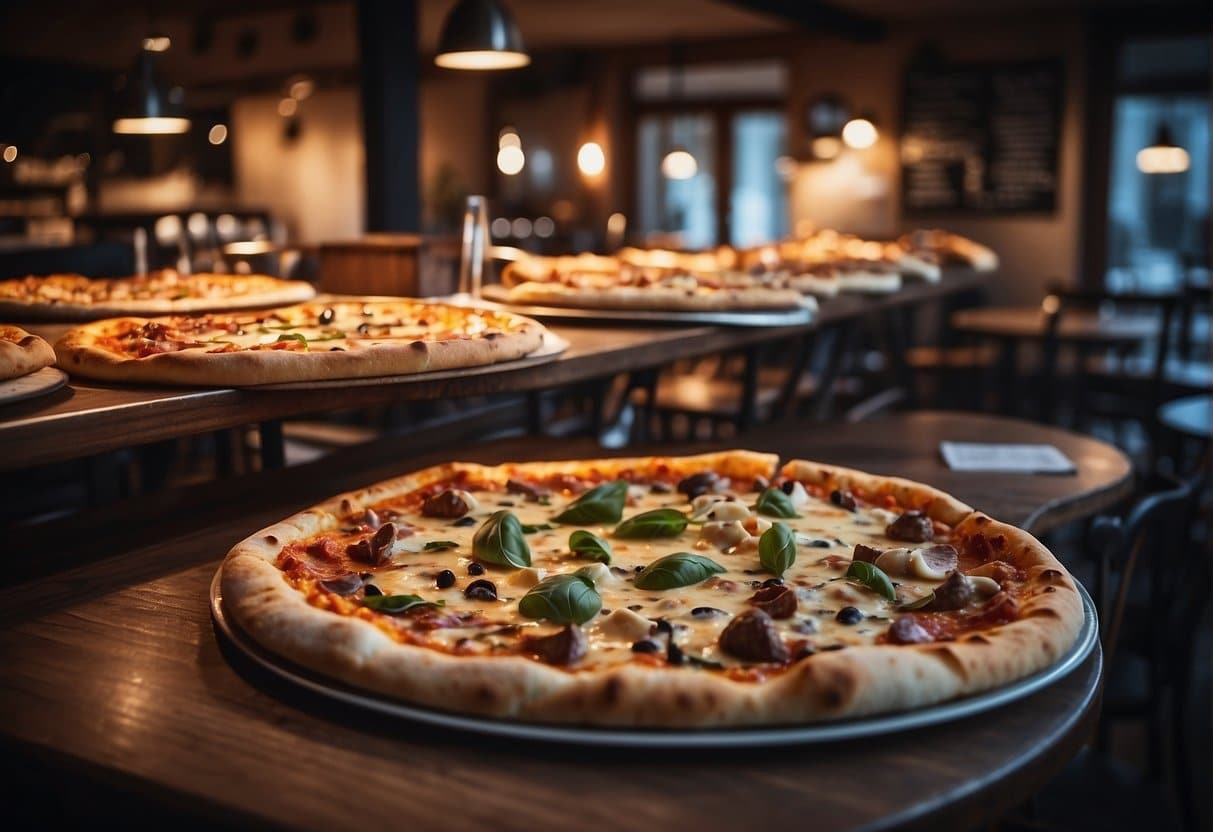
[940,442,1077,474]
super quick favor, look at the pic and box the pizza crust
[506,282,809,312]
[0,273,316,321]
[219,451,1084,727]
[0,325,56,380]
[53,304,548,387]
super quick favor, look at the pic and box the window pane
[730,111,788,247]
[636,113,716,248]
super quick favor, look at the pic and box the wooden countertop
[0,270,988,472]
[1,413,1123,830]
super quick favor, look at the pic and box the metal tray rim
[211,572,1098,748]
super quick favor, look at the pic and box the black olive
[464,579,497,601]
[318,307,335,325]
[435,569,456,589]
[467,562,486,576]
[653,619,673,635]
[649,482,673,494]
[677,472,718,499]
[666,641,686,665]
[627,604,644,611]
[780,481,796,495]
[836,606,864,625]
[451,517,476,527]
[808,539,832,548]
[634,565,645,572]
[357,322,371,334]
[762,577,785,587]
[830,489,857,511]
[363,584,383,596]
[631,640,661,654]
[691,606,727,617]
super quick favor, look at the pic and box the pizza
[0,271,316,320]
[0,325,55,380]
[899,229,999,272]
[54,299,549,387]
[497,254,811,312]
[218,450,1083,727]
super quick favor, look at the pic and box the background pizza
[54,299,549,387]
[0,271,317,320]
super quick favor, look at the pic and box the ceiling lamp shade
[434,0,530,70]
[112,50,190,134]
[841,116,878,149]
[1136,123,1189,174]
[661,148,698,180]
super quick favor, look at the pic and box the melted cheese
[318,483,958,670]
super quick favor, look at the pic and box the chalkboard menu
[900,59,1063,214]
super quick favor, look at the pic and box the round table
[0,412,1124,830]
[951,306,1157,345]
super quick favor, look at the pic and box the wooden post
[357,0,421,232]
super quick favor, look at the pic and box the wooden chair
[1089,471,1205,828]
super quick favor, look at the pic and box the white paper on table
[939,442,1077,474]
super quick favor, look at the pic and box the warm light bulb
[842,118,878,149]
[497,144,525,175]
[2,145,16,163]
[112,117,191,134]
[435,51,530,70]
[811,136,842,160]
[577,141,606,177]
[208,124,228,145]
[1136,145,1190,174]
[142,35,171,52]
[277,98,298,117]
[661,149,697,180]
[289,78,315,101]
[498,129,521,149]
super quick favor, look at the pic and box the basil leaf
[754,487,799,518]
[634,552,725,590]
[569,529,612,563]
[521,522,558,534]
[759,522,796,577]
[553,480,629,524]
[472,510,532,568]
[845,561,896,601]
[311,330,346,342]
[899,592,935,611]
[275,332,308,344]
[423,540,458,551]
[362,594,445,614]
[614,508,689,539]
[518,574,601,624]
[687,654,724,670]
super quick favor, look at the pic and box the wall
[231,89,365,244]
[786,16,1088,304]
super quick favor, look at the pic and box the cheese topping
[280,473,1010,676]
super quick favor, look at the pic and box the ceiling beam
[723,0,885,42]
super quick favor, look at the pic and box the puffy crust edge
[0,325,56,380]
[781,458,973,525]
[53,314,546,386]
[506,282,811,312]
[220,453,1085,727]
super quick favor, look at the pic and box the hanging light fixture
[660,44,697,181]
[841,113,878,149]
[435,0,530,70]
[1137,123,1189,174]
[577,141,605,177]
[112,45,190,134]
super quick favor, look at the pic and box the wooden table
[0,413,1126,830]
[951,306,1157,345]
[0,270,988,472]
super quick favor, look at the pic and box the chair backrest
[1090,472,1196,668]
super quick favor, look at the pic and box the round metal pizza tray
[475,286,817,328]
[210,572,1098,748]
[0,366,68,406]
[246,333,569,390]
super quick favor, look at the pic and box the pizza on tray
[54,299,549,387]
[0,325,56,381]
[0,271,317,320]
[497,254,811,313]
[219,450,1083,727]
